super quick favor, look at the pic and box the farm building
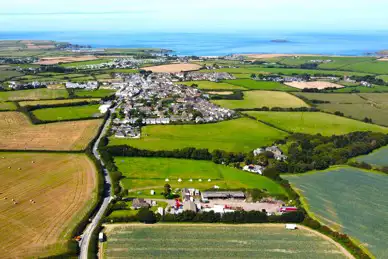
[201,191,245,200]
[183,201,197,212]
[132,198,150,209]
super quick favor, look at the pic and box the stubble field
[0,152,97,258]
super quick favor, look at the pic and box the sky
[1,0,388,33]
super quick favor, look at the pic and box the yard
[244,111,388,135]
[32,104,102,121]
[213,91,309,110]
[284,166,388,258]
[0,152,97,258]
[114,157,286,195]
[102,224,350,259]
[108,118,288,153]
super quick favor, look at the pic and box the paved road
[79,102,120,259]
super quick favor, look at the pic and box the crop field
[102,224,349,259]
[114,157,286,194]
[0,89,69,101]
[0,112,102,150]
[0,152,97,258]
[0,101,17,111]
[109,118,288,153]
[223,79,297,91]
[74,89,115,98]
[244,111,388,135]
[18,98,100,107]
[284,167,388,258]
[356,146,388,167]
[213,91,309,110]
[285,81,345,90]
[296,92,388,126]
[181,80,246,90]
[32,104,101,121]
[35,55,98,65]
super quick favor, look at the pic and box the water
[1,31,388,56]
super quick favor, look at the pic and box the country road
[79,101,120,259]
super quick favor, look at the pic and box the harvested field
[0,89,69,102]
[109,118,287,153]
[285,81,345,90]
[102,224,350,259]
[0,112,102,151]
[18,98,100,107]
[207,91,234,95]
[213,91,309,110]
[35,55,98,65]
[378,58,388,61]
[143,63,201,73]
[0,152,97,258]
[284,167,388,258]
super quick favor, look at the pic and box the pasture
[356,145,388,167]
[32,104,101,121]
[18,98,100,107]
[213,91,309,110]
[224,79,297,91]
[0,112,102,150]
[0,89,69,101]
[0,152,97,258]
[102,224,350,259]
[296,92,388,126]
[115,157,286,195]
[284,167,388,258]
[181,80,246,90]
[109,118,288,153]
[244,111,388,135]
[74,89,115,98]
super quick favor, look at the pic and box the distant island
[271,39,290,43]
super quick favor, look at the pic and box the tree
[164,183,171,197]
[137,208,157,224]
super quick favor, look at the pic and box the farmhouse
[201,191,245,200]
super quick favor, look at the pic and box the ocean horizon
[1,31,388,56]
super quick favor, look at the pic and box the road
[79,102,120,259]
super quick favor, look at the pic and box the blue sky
[1,0,388,32]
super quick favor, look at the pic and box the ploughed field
[108,118,288,153]
[103,224,349,259]
[0,152,97,258]
[32,104,102,121]
[244,111,388,135]
[0,112,102,150]
[114,157,286,195]
[212,90,309,110]
[284,167,388,258]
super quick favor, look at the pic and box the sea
[1,31,388,56]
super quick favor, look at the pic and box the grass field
[74,89,115,98]
[224,79,298,91]
[244,111,388,135]
[0,112,102,150]
[356,145,388,167]
[109,118,287,153]
[102,224,349,259]
[0,152,97,258]
[296,92,388,126]
[377,75,388,82]
[18,98,100,107]
[0,101,17,111]
[32,104,101,121]
[0,89,69,101]
[181,80,246,90]
[284,167,388,258]
[115,157,286,194]
[213,91,309,110]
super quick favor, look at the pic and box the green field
[224,79,298,91]
[244,111,388,135]
[103,224,349,259]
[18,98,100,107]
[59,58,112,68]
[0,101,17,111]
[356,146,388,167]
[213,91,309,110]
[296,92,388,126]
[377,75,388,82]
[0,89,69,101]
[181,80,246,90]
[109,118,288,153]
[32,104,101,121]
[74,89,115,98]
[284,167,388,258]
[115,157,286,194]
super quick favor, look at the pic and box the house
[131,198,150,209]
[183,201,197,212]
[201,191,245,200]
[243,164,263,175]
